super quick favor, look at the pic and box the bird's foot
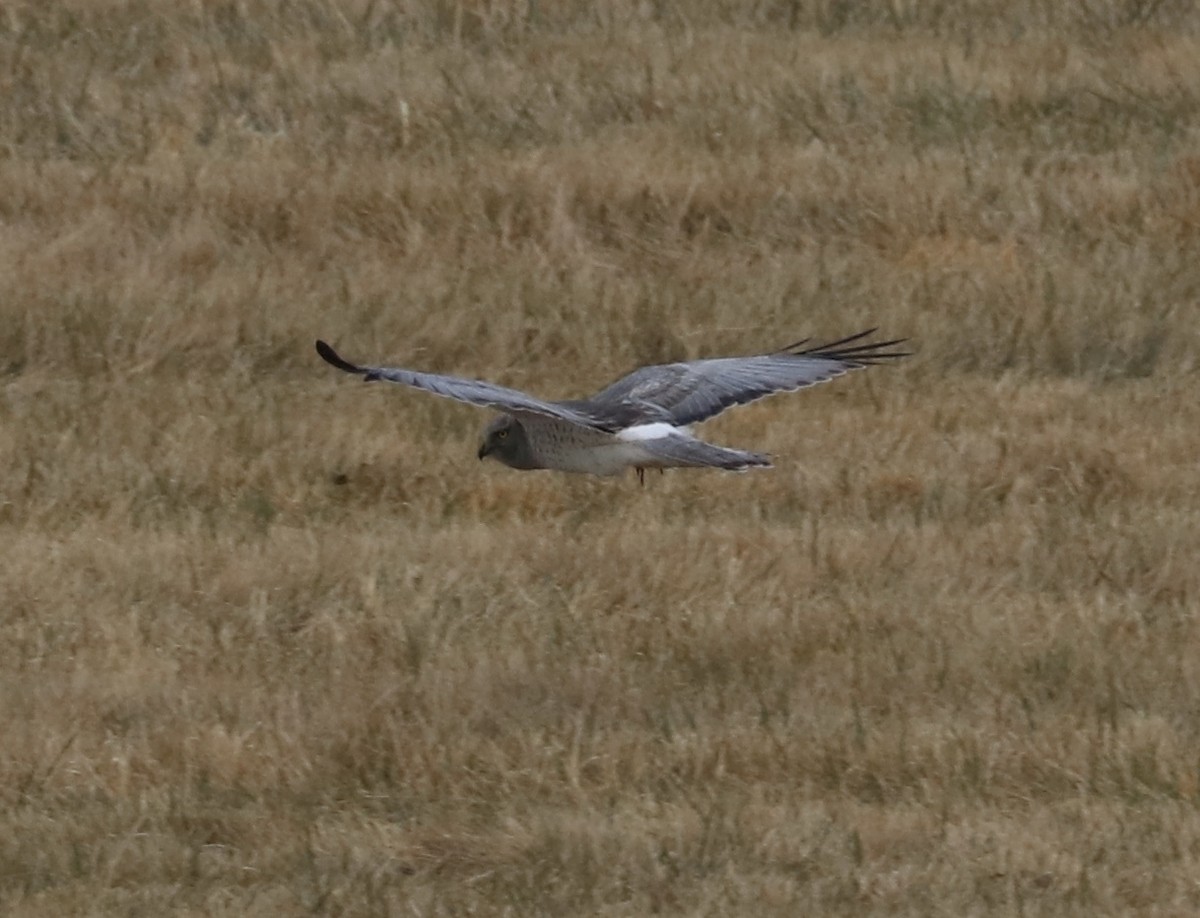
[636,467,645,486]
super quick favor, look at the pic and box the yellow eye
[497,430,509,439]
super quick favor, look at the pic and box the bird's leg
[636,467,645,486]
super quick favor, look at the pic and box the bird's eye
[497,430,509,439]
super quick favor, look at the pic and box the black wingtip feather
[315,339,371,376]
[775,336,812,353]
[780,329,911,364]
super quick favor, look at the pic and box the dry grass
[2,1,1200,914]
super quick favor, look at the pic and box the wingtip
[315,339,368,375]
[783,329,911,364]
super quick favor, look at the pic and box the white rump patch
[616,422,687,442]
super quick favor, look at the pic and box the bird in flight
[316,330,908,482]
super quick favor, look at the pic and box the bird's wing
[316,340,609,430]
[583,329,909,428]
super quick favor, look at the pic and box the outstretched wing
[583,329,909,428]
[315,340,608,430]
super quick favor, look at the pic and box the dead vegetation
[1,1,1199,914]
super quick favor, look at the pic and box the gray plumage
[316,330,908,479]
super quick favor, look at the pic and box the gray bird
[316,330,908,482]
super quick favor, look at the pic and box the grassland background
[2,1,1200,915]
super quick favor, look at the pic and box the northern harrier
[316,330,908,482]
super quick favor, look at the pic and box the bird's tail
[636,435,772,472]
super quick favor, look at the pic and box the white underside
[555,425,692,476]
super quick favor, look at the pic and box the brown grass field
[2,1,1200,914]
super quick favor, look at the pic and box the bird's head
[478,415,536,469]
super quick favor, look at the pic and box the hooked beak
[477,442,491,461]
